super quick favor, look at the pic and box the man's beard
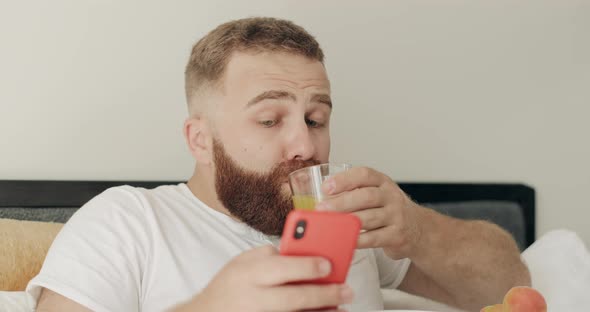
[213,139,319,236]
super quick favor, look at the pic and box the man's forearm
[408,205,531,310]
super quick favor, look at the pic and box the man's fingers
[263,284,354,311]
[357,226,392,249]
[254,255,332,286]
[353,208,389,230]
[321,167,386,195]
[316,187,383,212]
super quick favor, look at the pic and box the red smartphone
[279,210,362,284]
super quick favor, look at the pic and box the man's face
[211,51,332,235]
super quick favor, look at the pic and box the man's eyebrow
[311,93,332,108]
[247,90,296,107]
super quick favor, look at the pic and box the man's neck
[186,167,238,220]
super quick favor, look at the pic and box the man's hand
[316,166,420,259]
[316,166,531,311]
[174,245,353,312]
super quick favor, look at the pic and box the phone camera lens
[294,220,306,239]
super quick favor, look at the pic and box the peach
[480,287,547,312]
[503,286,547,312]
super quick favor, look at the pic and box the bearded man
[29,17,530,312]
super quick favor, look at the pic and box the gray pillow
[0,207,78,223]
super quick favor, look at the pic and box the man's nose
[285,122,316,161]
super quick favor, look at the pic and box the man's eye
[259,120,277,127]
[306,118,323,128]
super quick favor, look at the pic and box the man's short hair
[184,17,325,115]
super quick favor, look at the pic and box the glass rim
[287,162,351,178]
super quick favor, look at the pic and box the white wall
[1,1,589,244]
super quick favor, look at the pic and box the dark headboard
[0,180,179,207]
[0,180,535,248]
[399,183,535,249]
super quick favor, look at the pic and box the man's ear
[183,116,213,166]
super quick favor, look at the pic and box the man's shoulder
[72,183,187,222]
[92,183,186,206]
[54,184,191,251]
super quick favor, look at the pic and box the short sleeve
[26,187,149,312]
[374,248,412,289]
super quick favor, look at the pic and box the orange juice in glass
[288,163,351,211]
[291,195,318,211]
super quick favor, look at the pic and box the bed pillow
[0,218,63,291]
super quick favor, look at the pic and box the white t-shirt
[26,184,410,312]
